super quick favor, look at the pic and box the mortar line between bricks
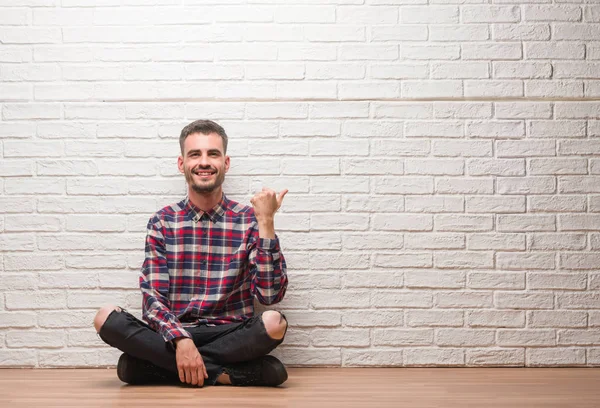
[4,97,600,103]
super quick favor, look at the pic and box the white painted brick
[309,252,370,270]
[312,329,370,347]
[496,140,556,160]
[405,348,464,366]
[184,64,243,80]
[311,214,368,231]
[529,196,586,213]
[463,6,519,23]
[282,159,338,175]
[559,215,600,231]
[339,81,401,99]
[401,44,460,60]
[278,44,337,61]
[497,177,556,195]
[373,102,432,119]
[0,46,32,63]
[526,80,584,98]
[372,291,430,308]
[433,140,492,157]
[306,63,365,80]
[498,329,555,346]
[557,330,600,346]
[0,312,37,329]
[304,25,364,42]
[373,214,432,231]
[464,80,524,98]
[373,290,433,308]
[468,310,525,328]
[466,196,525,214]
[402,81,463,98]
[404,121,463,138]
[528,120,586,138]
[436,214,494,233]
[528,273,586,290]
[498,215,556,232]
[405,196,464,213]
[0,160,33,177]
[374,329,433,346]
[405,159,463,176]
[437,329,495,346]
[370,25,427,42]
[343,233,403,250]
[311,291,370,309]
[3,103,61,120]
[462,43,522,60]
[345,196,404,212]
[312,176,369,193]
[523,5,581,21]
[39,350,100,368]
[0,350,37,367]
[467,349,524,366]
[342,310,402,328]
[589,312,600,327]
[272,347,341,366]
[497,252,556,270]
[494,62,552,79]
[527,348,585,367]
[467,233,525,251]
[66,254,128,269]
[374,176,433,194]
[525,42,585,60]
[559,140,600,156]
[557,293,600,309]
[343,350,403,367]
[435,178,494,194]
[467,272,526,290]
[406,310,463,327]
[0,27,61,44]
[404,233,464,250]
[344,271,404,288]
[529,159,587,175]
[339,45,398,61]
[559,177,600,194]
[375,252,432,268]
[434,102,492,119]
[4,215,61,232]
[528,233,586,250]
[495,292,554,309]
[7,329,66,348]
[5,290,66,310]
[283,311,341,328]
[429,25,489,42]
[431,62,488,79]
[496,102,553,119]
[434,251,494,269]
[468,159,525,177]
[338,6,398,23]
[555,63,600,79]
[401,6,458,23]
[560,253,600,270]
[276,81,337,99]
[493,24,550,41]
[0,234,35,252]
[4,253,62,271]
[528,311,586,329]
[343,158,404,175]
[246,103,307,119]
[405,271,465,288]
[555,102,600,119]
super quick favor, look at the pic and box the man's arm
[248,188,289,305]
[140,216,191,343]
[140,216,208,386]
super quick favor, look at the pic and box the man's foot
[117,353,179,385]
[223,355,287,387]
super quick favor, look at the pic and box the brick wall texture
[1,0,600,368]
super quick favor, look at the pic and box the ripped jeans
[97,308,287,385]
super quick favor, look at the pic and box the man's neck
[188,188,223,212]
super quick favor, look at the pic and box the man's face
[178,132,230,194]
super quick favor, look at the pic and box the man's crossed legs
[94,306,288,387]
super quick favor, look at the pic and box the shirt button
[200,260,207,265]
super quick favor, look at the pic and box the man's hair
[179,119,228,155]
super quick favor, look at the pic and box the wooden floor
[1,368,600,408]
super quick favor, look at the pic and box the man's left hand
[251,188,288,221]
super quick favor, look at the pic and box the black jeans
[98,308,287,385]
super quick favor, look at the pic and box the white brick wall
[1,1,600,369]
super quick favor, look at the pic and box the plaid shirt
[140,194,288,343]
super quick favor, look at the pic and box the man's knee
[262,311,287,341]
[93,305,121,333]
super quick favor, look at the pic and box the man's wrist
[257,217,275,239]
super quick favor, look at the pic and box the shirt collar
[184,194,228,223]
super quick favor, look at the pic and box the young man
[94,120,289,387]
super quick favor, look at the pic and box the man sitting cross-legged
[93,119,289,387]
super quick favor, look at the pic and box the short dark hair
[179,120,228,155]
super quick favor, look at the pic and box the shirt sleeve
[139,216,191,343]
[247,218,288,305]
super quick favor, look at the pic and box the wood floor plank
[1,368,600,408]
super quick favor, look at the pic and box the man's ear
[224,156,230,173]
[177,155,184,174]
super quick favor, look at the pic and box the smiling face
[178,132,230,195]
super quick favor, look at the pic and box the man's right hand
[174,337,208,386]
